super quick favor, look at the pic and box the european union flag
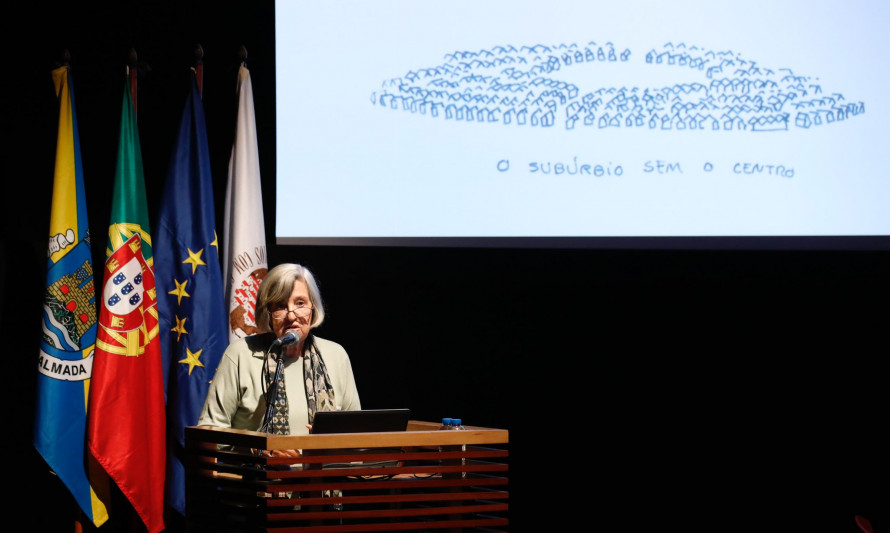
[154,69,227,515]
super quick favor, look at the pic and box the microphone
[271,329,301,350]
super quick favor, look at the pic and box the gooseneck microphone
[271,329,301,350]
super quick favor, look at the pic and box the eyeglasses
[270,305,313,321]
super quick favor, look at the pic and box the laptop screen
[310,408,411,434]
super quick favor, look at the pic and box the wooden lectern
[184,420,509,532]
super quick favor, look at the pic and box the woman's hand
[269,448,302,458]
[250,447,302,458]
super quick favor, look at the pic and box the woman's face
[269,278,312,356]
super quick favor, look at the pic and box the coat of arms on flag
[42,245,96,354]
[97,233,158,355]
[229,267,267,337]
[39,244,97,381]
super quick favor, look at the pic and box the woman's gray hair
[255,263,326,333]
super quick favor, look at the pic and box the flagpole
[128,48,138,117]
[94,48,164,533]
[127,49,149,533]
[223,46,268,343]
[156,50,228,520]
[49,47,92,533]
[65,48,85,533]
[59,48,71,69]
[63,44,85,533]
[194,44,204,97]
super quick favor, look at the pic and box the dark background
[4,2,887,532]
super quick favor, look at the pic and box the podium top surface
[185,420,508,450]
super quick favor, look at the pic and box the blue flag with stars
[155,70,227,515]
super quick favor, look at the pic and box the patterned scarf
[303,340,336,425]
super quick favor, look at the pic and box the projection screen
[275,0,890,249]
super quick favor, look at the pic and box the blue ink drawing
[371,41,865,131]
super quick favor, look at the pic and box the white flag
[223,63,268,342]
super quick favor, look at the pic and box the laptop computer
[310,408,411,434]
